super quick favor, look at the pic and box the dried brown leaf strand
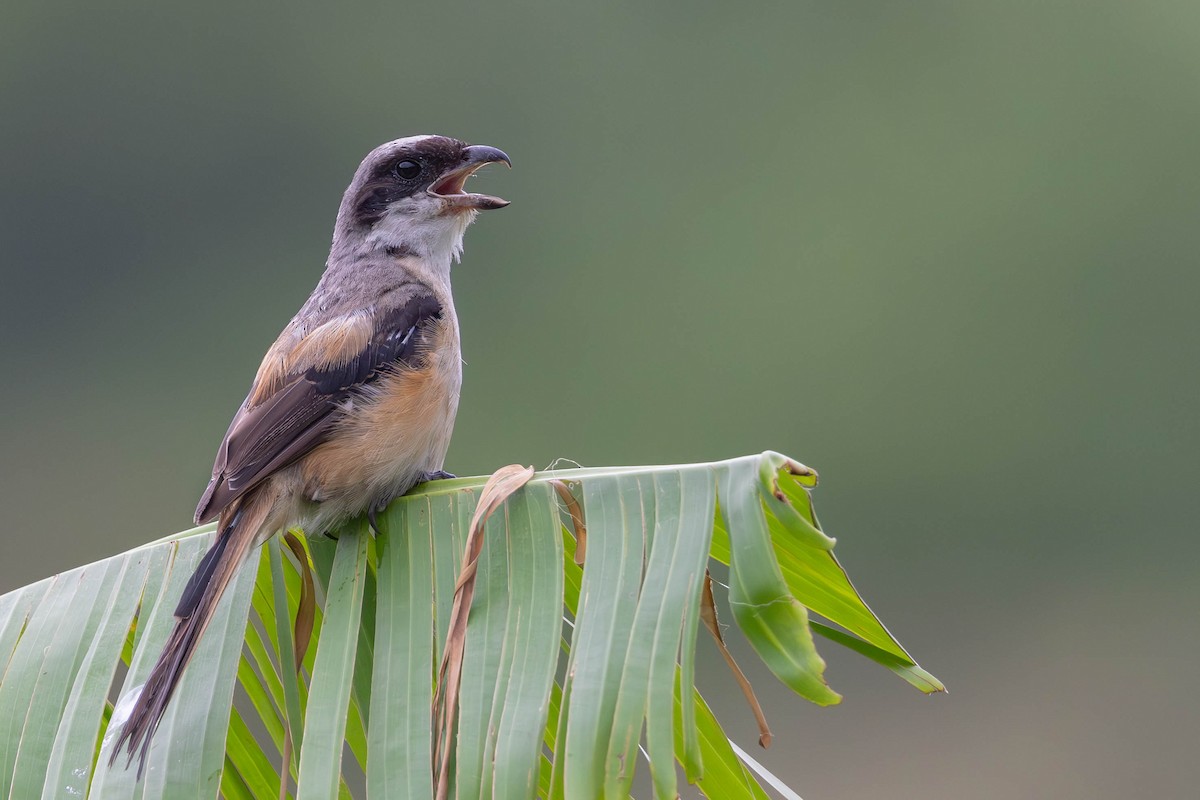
[550,479,587,565]
[700,570,773,748]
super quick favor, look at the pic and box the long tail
[110,488,274,775]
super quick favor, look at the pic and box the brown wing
[194,290,443,524]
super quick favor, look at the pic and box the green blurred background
[2,1,1196,797]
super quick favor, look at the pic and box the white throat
[366,207,478,269]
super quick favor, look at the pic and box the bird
[110,134,511,773]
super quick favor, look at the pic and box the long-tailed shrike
[111,134,510,772]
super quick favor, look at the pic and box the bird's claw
[365,472,456,537]
[368,501,386,537]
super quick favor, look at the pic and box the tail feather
[174,507,240,618]
[110,492,270,775]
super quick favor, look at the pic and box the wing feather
[195,290,443,523]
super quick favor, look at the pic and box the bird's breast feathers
[298,311,462,511]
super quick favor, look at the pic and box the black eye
[394,160,422,180]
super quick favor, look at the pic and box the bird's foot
[365,472,457,537]
[368,500,386,537]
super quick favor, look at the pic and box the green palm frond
[0,452,942,799]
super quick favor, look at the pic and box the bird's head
[336,135,511,263]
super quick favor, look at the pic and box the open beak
[430,144,511,210]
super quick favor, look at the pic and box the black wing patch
[194,292,443,524]
[306,300,435,393]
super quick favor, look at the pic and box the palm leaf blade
[559,473,647,795]
[296,524,370,800]
[719,461,841,706]
[644,469,715,797]
[490,484,562,800]
[139,545,257,800]
[40,553,150,799]
[453,495,516,800]
[367,500,435,799]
